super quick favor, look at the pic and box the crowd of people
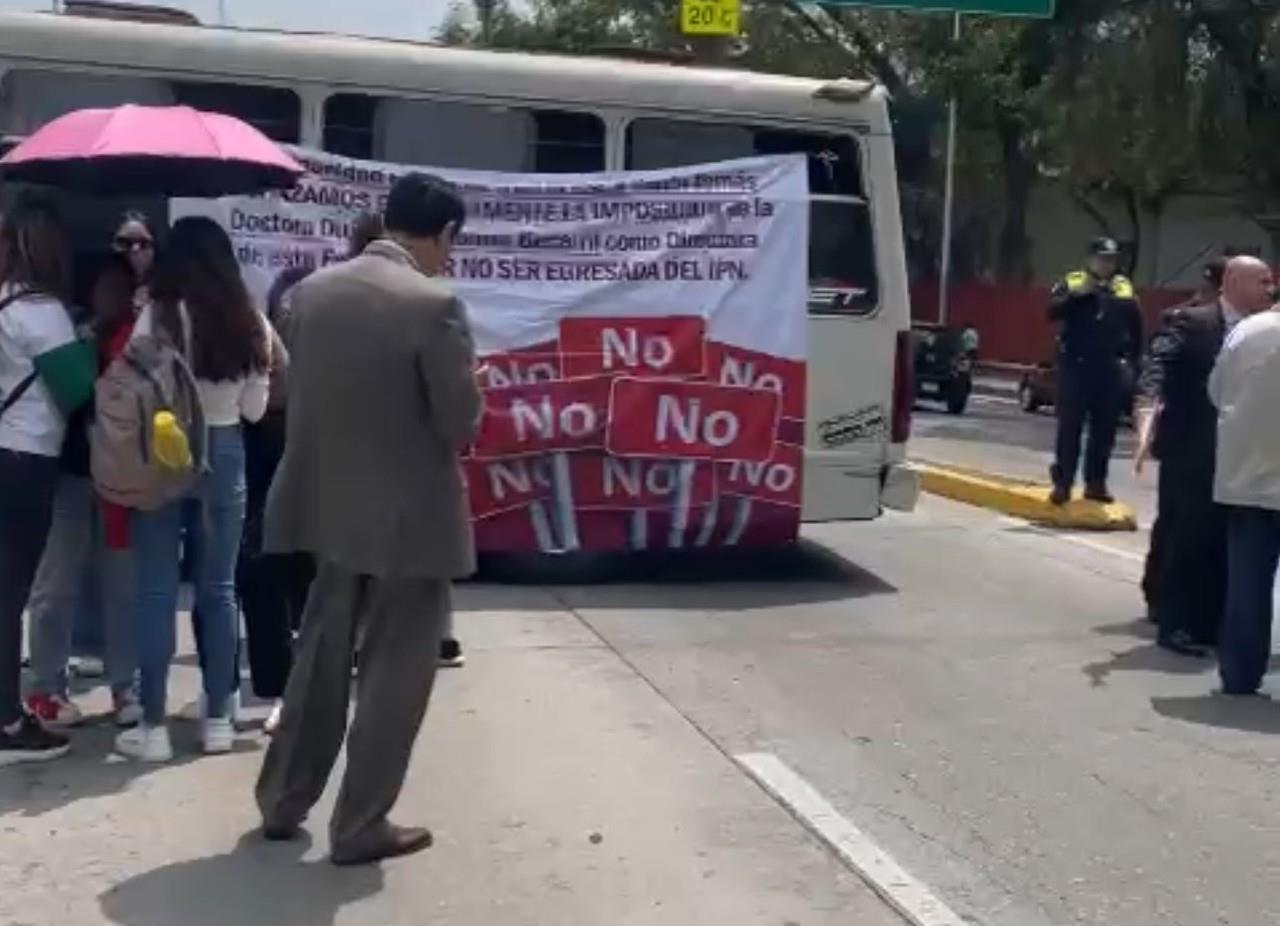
[0,171,474,817]
[1049,240,1280,696]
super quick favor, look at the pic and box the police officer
[1047,237,1143,505]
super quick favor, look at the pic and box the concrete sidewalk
[0,588,902,926]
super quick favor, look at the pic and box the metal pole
[937,11,961,326]
[218,0,229,25]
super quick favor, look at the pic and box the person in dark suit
[1138,258,1226,624]
[255,174,483,865]
[1139,257,1265,656]
[1047,237,1144,505]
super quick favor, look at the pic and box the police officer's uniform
[1047,238,1144,502]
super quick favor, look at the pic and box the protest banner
[173,149,809,553]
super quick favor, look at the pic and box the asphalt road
[6,495,1280,926]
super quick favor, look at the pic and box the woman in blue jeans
[115,218,270,763]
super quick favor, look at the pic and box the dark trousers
[1142,509,1166,616]
[0,449,59,727]
[256,563,451,849]
[1220,506,1280,694]
[1053,367,1121,491]
[1155,455,1226,645]
[237,412,314,699]
[239,552,314,699]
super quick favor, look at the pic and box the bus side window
[625,118,879,316]
[169,81,301,143]
[322,93,605,173]
[0,68,174,136]
[0,68,301,144]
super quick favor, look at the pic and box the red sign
[706,341,806,420]
[473,506,547,552]
[473,376,611,459]
[478,341,562,389]
[719,440,803,507]
[561,316,706,379]
[570,453,716,510]
[466,456,555,519]
[607,378,780,462]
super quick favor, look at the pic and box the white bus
[0,9,918,524]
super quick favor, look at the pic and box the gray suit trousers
[255,561,450,850]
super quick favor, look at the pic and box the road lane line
[997,515,1145,563]
[736,752,968,926]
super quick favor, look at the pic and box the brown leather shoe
[331,824,433,866]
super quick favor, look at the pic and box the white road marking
[997,515,1145,564]
[736,752,968,926]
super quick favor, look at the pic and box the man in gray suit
[256,173,483,866]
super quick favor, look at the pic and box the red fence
[910,283,1191,368]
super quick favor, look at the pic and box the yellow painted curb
[915,462,1137,531]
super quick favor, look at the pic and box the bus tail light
[891,329,913,444]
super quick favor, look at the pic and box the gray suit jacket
[264,240,483,578]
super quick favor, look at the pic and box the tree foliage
[438,0,1280,282]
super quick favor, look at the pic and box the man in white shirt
[1208,258,1280,696]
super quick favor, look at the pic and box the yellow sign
[681,0,740,36]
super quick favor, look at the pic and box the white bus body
[0,11,918,522]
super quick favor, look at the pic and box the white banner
[174,149,810,552]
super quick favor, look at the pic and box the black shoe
[1157,630,1209,658]
[0,713,70,768]
[439,638,465,669]
[1049,485,1071,506]
[332,824,433,866]
[1084,484,1115,504]
[262,820,304,842]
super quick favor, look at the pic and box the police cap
[1088,237,1121,257]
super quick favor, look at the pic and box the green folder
[32,339,97,415]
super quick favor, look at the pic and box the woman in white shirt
[0,196,82,767]
[116,217,269,763]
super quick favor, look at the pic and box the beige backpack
[91,331,207,511]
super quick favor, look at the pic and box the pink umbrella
[0,104,305,196]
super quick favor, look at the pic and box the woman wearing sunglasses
[111,212,156,306]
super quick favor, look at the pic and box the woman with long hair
[25,252,141,731]
[112,211,156,303]
[0,195,86,766]
[116,217,270,763]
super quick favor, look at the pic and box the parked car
[911,322,978,414]
[1018,356,1140,424]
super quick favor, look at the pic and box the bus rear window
[625,118,878,315]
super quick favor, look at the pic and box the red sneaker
[25,693,85,729]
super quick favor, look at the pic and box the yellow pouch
[152,411,193,472]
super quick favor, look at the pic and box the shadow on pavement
[1083,644,1214,688]
[0,721,261,819]
[99,831,383,926]
[464,539,897,611]
[1151,695,1280,734]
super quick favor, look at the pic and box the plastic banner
[174,149,809,552]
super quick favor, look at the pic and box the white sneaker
[113,691,143,729]
[115,724,173,763]
[203,717,234,754]
[179,691,241,724]
[263,700,284,737]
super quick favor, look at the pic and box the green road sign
[825,0,1053,15]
